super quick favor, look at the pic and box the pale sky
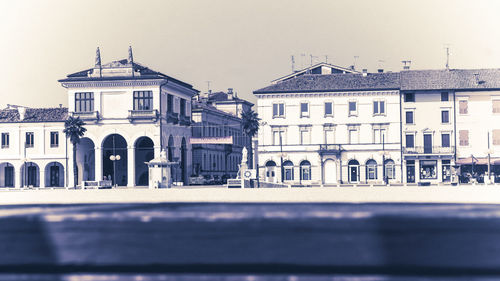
[1,0,500,109]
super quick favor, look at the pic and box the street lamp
[486,131,494,183]
[109,154,121,187]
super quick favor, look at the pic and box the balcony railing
[167,112,179,124]
[403,146,455,154]
[128,110,158,122]
[319,144,342,155]
[71,111,99,121]
[179,115,191,126]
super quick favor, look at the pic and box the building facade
[191,89,254,181]
[0,107,68,188]
[255,72,402,185]
[256,66,500,185]
[58,47,198,186]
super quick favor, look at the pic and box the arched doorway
[77,137,95,184]
[283,160,294,181]
[323,159,337,184]
[366,159,378,181]
[21,162,39,187]
[348,159,360,183]
[135,137,154,186]
[45,162,64,187]
[102,134,128,186]
[0,162,14,187]
[300,160,311,182]
[265,160,277,183]
[181,138,187,185]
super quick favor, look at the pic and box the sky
[1,0,500,108]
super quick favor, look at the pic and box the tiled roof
[254,72,401,94]
[400,69,500,90]
[0,108,68,123]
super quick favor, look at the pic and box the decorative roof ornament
[128,46,134,64]
[95,47,102,67]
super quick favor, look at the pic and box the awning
[456,157,500,165]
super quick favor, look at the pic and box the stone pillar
[95,146,102,181]
[14,164,21,188]
[39,169,45,188]
[127,146,135,187]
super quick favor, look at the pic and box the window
[348,101,357,116]
[272,127,286,145]
[441,92,449,101]
[324,102,333,116]
[459,100,468,114]
[300,160,311,181]
[348,128,359,144]
[493,130,500,145]
[299,126,311,145]
[25,132,34,148]
[75,92,94,112]
[406,134,415,148]
[133,91,153,110]
[366,159,377,180]
[385,159,396,179]
[441,110,449,123]
[404,93,415,102]
[50,132,59,147]
[272,103,285,118]
[180,99,186,116]
[420,160,437,179]
[324,126,335,144]
[441,133,450,147]
[459,130,469,146]
[283,161,294,181]
[373,128,387,144]
[373,100,385,115]
[167,94,173,112]
[1,133,9,148]
[493,100,500,114]
[300,102,309,117]
[405,111,414,124]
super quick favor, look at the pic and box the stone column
[127,146,135,187]
[95,146,102,181]
[14,164,21,188]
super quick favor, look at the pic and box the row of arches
[77,134,187,186]
[264,158,396,184]
[0,162,64,187]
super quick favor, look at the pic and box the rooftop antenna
[128,46,134,77]
[325,55,329,64]
[401,60,412,70]
[291,55,295,72]
[95,47,102,78]
[377,60,385,73]
[444,44,451,70]
[353,56,359,70]
[300,53,306,69]
[206,81,211,93]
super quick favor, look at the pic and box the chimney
[349,65,355,70]
[59,104,62,108]
[378,69,384,73]
[362,69,368,77]
[17,107,26,121]
[228,88,234,100]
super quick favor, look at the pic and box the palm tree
[64,116,87,188]
[241,109,260,169]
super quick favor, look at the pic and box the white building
[58,47,198,186]
[0,107,68,188]
[254,71,402,185]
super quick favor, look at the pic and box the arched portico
[45,162,64,187]
[102,134,128,186]
[77,137,95,185]
[21,162,40,187]
[135,136,154,186]
[0,162,14,187]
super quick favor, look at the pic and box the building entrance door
[348,160,360,183]
[50,165,59,187]
[424,134,432,153]
[4,166,13,187]
[323,160,337,184]
[406,161,415,183]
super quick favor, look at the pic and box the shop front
[404,156,453,184]
[456,157,500,183]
